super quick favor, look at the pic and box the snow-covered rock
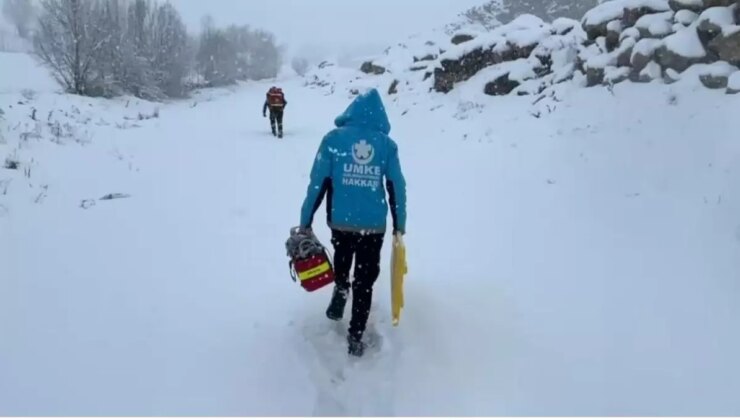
[696,6,736,46]
[353,0,740,96]
[360,61,387,75]
[553,17,580,35]
[726,69,740,91]
[675,9,700,25]
[654,21,709,71]
[606,20,624,50]
[632,38,665,71]
[635,11,676,37]
[605,65,633,83]
[640,60,664,80]
[433,14,585,93]
[669,0,734,12]
[697,60,738,86]
[708,25,740,64]
[669,0,707,12]
[583,0,671,34]
[621,27,643,41]
[451,33,476,45]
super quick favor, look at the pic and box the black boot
[326,286,348,321]
[348,335,365,357]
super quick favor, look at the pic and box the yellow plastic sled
[391,233,407,327]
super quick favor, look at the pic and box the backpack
[267,87,285,107]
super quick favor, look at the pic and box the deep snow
[1,52,740,416]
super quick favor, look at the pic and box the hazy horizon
[168,0,485,59]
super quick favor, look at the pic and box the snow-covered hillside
[2,33,740,417]
[357,0,740,101]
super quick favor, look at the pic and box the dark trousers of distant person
[268,106,284,137]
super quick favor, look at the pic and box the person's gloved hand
[263,112,266,118]
[297,226,313,235]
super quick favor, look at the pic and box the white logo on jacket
[344,140,381,190]
[353,140,374,165]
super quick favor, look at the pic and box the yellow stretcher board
[391,233,407,327]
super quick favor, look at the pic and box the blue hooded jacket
[300,88,407,234]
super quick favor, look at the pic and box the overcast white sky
[169,0,484,58]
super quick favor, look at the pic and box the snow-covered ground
[1,52,740,416]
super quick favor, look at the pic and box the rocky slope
[357,0,740,96]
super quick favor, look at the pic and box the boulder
[632,51,655,72]
[696,18,724,48]
[727,70,740,92]
[704,0,735,7]
[635,11,676,38]
[654,44,709,70]
[656,28,709,71]
[586,66,605,86]
[618,45,635,66]
[631,38,664,72]
[413,54,437,62]
[669,0,704,12]
[606,29,621,51]
[638,60,663,81]
[621,27,642,41]
[605,66,632,84]
[623,6,669,27]
[583,1,670,40]
[699,73,729,87]
[388,79,399,95]
[584,21,612,41]
[451,34,475,45]
[360,61,386,75]
[606,20,623,51]
[484,73,520,95]
[434,68,455,93]
[674,9,699,25]
[664,67,682,82]
[696,6,736,48]
[433,43,537,93]
[708,30,740,65]
[669,0,733,11]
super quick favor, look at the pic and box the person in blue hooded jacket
[299,88,407,357]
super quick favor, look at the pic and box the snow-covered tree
[247,29,280,80]
[196,18,281,86]
[150,2,191,97]
[197,22,238,86]
[2,0,35,39]
[34,0,105,95]
[34,0,277,97]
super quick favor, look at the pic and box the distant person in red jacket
[263,86,287,138]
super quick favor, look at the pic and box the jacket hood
[334,88,391,135]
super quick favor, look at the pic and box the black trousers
[331,229,384,340]
[268,107,284,134]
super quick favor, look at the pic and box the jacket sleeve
[385,140,407,234]
[263,99,268,114]
[300,134,333,228]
